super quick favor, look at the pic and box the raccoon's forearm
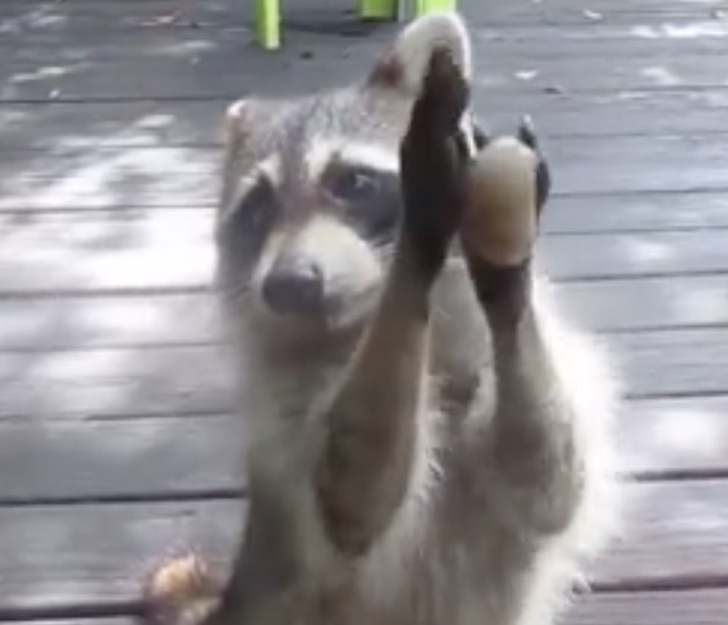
[470,259,583,533]
[314,241,433,557]
[468,260,556,412]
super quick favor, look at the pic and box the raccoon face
[216,13,473,342]
[216,96,406,339]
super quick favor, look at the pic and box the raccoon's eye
[327,164,400,239]
[329,167,381,203]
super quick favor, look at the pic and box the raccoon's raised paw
[399,46,471,281]
[461,116,550,268]
[143,554,223,625]
[459,118,551,318]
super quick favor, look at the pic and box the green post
[256,0,281,50]
[415,0,457,15]
[359,0,397,20]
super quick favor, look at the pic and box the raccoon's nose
[261,257,324,316]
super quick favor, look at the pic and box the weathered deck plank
[1,328,728,420]
[2,2,728,104]
[3,90,728,151]
[3,208,728,294]
[4,134,728,210]
[4,44,728,102]
[567,588,728,625]
[1,480,727,614]
[1,273,727,353]
[5,589,728,625]
[1,395,727,503]
[4,19,727,58]
[0,0,725,33]
[5,587,728,625]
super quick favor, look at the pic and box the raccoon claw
[399,47,472,281]
[517,115,538,150]
[517,115,550,212]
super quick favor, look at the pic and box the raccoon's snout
[248,215,386,332]
[261,254,325,317]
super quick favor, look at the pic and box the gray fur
[151,13,620,625]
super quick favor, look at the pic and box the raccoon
[145,12,620,625]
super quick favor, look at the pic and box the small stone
[543,84,565,95]
[300,50,314,60]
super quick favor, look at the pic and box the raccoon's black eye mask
[324,161,401,241]
[329,165,382,204]
[220,174,278,262]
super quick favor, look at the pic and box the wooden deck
[1,0,728,622]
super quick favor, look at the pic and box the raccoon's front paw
[143,554,223,625]
[399,46,471,281]
[461,118,551,315]
[461,117,550,268]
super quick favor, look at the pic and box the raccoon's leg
[315,47,471,558]
[459,120,596,536]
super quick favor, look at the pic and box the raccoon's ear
[220,98,256,210]
[222,98,254,146]
[367,12,472,97]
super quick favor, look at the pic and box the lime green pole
[359,0,397,20]
[256,0,281,50]
[415,0,457,15]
